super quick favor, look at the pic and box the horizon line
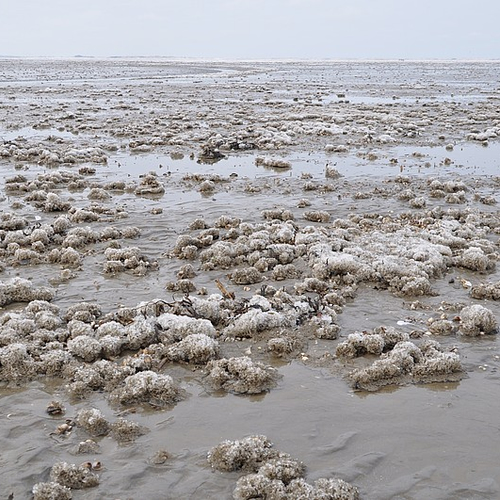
[0,54,499,63]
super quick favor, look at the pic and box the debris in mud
[150,449,171,465]
[325,164,343,178]
[72,439,101,455]
[52,420,74,437]
[46,400,65,416]
[3,59,500,498]
[198,144,225,163]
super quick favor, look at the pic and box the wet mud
[1,58,500,499]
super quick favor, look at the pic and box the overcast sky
[1,0,499,59]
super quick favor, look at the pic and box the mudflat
[1,58,500,499]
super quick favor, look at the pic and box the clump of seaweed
[207,435,288,472]
[223,308,288,339]
[336,332,385,358]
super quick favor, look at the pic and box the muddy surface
[1,58,500,499]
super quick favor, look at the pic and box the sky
[1,0,499,59]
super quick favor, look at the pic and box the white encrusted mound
[350,340,463,391]
[110,370,184,406]
[49,461,99,489]
[0,278,54,306]
[459,304,498,336]
[223,309,288,338]
[32,482,72,500]
[75,408,110,436]
[206,356,280,394]
[166,333,219,364]
[336,333,385,358]
[156,313,217,341]
[208,435,359,500]
[207,435,279,472]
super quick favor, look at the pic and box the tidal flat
[1,58,500,499]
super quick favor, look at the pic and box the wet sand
[1,58,500,499]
